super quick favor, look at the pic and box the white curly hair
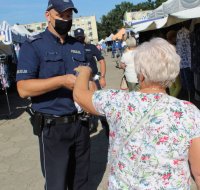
[134,37,180,87]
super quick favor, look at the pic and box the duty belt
[43,113,79,126]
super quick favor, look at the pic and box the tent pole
[4,87,12,116]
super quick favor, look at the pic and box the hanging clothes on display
[0,54,12,116]
[191,23,200,73]
[0,54,10,89]
[176,27,195,101]
[190,23,200,101]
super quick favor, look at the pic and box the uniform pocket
[71,54,86,67]
[41,53,65,78]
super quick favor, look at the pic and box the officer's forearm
[99,59,106,78]
[17,76,64,98]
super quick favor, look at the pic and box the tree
[97,0,167,40]
[135,0,154,10]
[154,0,167,7]
[97,2,136,40]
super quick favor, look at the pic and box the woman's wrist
[79,69,92,79]
[79,67,92,74]
[75,67,92,79]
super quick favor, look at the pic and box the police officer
[16,0,90,190]
[74,28,106,88]
[74,28,109,136]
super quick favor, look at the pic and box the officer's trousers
[38,120,90,190]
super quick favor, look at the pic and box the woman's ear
[138,74,145,83]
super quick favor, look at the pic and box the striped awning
[0,21,12,45]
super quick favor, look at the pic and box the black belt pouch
[30,113,44,136]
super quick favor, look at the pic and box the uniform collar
[45,28,69,44]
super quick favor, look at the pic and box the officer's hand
[62,74,77,90]
[99,77,106,88]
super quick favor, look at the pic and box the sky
[0,0,146,25]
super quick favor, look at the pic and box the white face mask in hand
[74,102,83,113]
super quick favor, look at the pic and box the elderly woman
[73,38,200,190]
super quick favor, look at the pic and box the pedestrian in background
[121,33,128,53]
[120,37,138,91]
[74,28,106,89]
[101,41,107,56]
[16,0,90,189]
[112,38,122,58]
[73,38,200,190]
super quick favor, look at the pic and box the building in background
[21,15,98,44]
[71,15,98,44]
[124,10,152,26]
[23,22,47,33]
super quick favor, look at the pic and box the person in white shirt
[120,37,138,91]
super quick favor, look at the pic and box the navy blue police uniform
[84,43,104,76]
[16,29,90,190]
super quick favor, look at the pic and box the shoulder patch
[27,34,42,43]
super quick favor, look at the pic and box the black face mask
[54,19,72,35]
[76,36,85,44]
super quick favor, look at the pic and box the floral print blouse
[92,90,200,190]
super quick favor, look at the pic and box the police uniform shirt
[16,29,85,116]
[84,44,104,75]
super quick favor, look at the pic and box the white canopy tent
[132,6,200,33]
[0,21,35,44]
[105,33,114,42]
[98,39,105,44]
[11,24,32,36]
[149,0,200,19]
[171,6,200,19]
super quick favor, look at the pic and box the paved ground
[0,52,198,190]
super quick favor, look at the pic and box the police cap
[47,0,78,13]
[74,28,85,38]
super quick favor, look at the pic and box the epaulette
[66,35,79,45]
[27,34,42,43]
[69,35,79,42]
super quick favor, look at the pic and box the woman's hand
[73,66,99,115]
[74,66,92,75]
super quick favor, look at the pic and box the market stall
[0,21,31,116]
[112,28,126,40]
[129,1,200,103]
